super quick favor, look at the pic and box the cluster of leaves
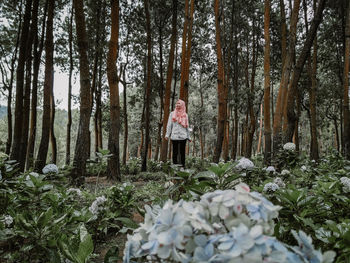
[0,153,138,262]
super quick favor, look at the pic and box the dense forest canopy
[0,0,349,180]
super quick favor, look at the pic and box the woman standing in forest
[165,99,191,168]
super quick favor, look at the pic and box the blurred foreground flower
[123,183,334,263]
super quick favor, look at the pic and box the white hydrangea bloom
[42,164,59,174]
[340,177,350,193]
[281,169,290,176]
[4,215,13,226]
[263,182,279,193]
[26,172,40,180]
[300,165,307,172]
[236,157,254,170]
[67,188,82,196]
[273,177,285,188]
[283,142,296,151]
[89,196,107,215]
[265,166,275,173]
[164,181,174,188]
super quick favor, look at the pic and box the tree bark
[66,4,73,165]
[122,64,128,165]
[27,0,48,169]
[106,0,121,180]
[343,0,350,159]
[72,0,92,183]
[246,16,258,158]
[20,0,39,171]
[6,2,24,156]
[154,19,165,161]
[213,0,226,163]
[141,0,152,172]
[285,0,326,142]
[50,73,57,164]
[161,0,178,162]
[303,0,319,160]
[264,0,272,164]
[34,0,54,172]
[272,0,300,154]
[11,0,33,163]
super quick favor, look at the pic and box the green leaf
[77,224,94,263]
[104,246,119,263]
[116,217,139,229]
[37,207,53,228]
[58,234,77,262]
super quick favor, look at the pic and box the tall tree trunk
[50,73,57,164]
[161,0,178,162]
[303,0,319,160]
[141,0,152,171]
[179,0,192,107]
[34,0,54,172]
[343,0,350,159]
[106,0,121,180]
[246,17,258,158]
[122,64,128,165]
[11,0,33,163]
[20,0,39,171]
[180,0,195,107]
[213,0,226,163]
[155,21,164,161]
[27,0,47,169]
[273,0,300,154]
[285,0,326,142]
[91,0,101,156]
[72,0,92,183]
[264,0,272,164]
[66,3,73,165]
[6,2,24,156]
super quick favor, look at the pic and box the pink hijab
[172,99,189,128]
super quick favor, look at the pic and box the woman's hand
[165,136,168,141]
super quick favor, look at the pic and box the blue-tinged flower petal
[157,244,172,259]
[218,240,234,250]
[194,235,208,247]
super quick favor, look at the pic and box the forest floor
[85,176,145,263]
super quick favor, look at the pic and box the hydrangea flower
[300,165,307,172]
[123,184,333,263]
[25,172,40,180]
[340,177,350,193]
[4,215,13,226]
[265,166,276,173]
[283,142,296,151]
[281,169,290,176]
[235,157,254,170]
[273,177,285,188]
[89,196,107,215]
[67,188,82,196]
[263,182,279,193]
[164,181,174,188]
[42,164,59,174]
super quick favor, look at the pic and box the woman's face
[176,101,182,110]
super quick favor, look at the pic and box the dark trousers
[172,139,187,168]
